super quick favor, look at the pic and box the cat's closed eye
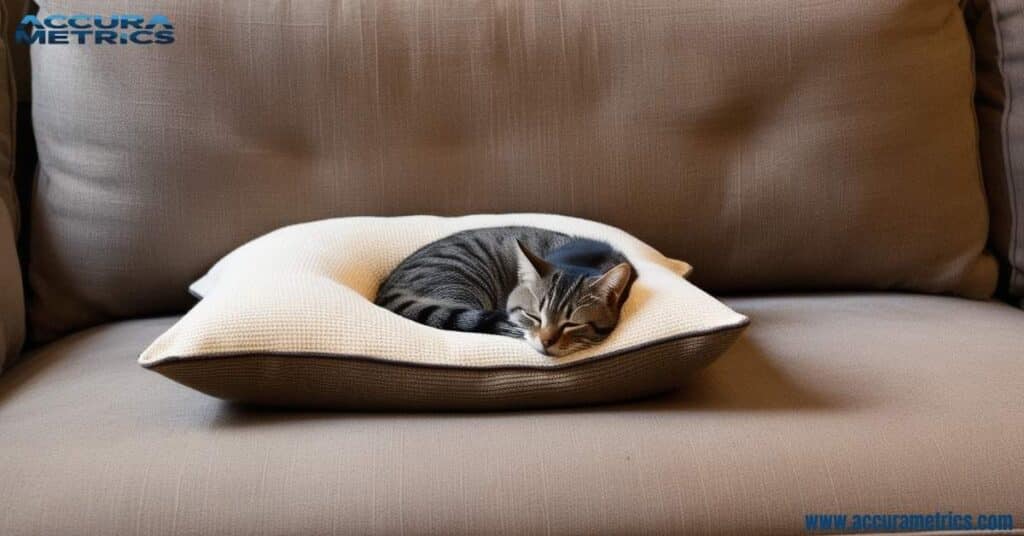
[511,308,540,325]
[376,226,632,356]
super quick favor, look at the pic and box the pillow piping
[141,317,748,372]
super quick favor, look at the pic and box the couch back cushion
[27,0,996,340]
[1,0,24,370]
[969,0,1024,303]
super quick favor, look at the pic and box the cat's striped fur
[375,226,634,356]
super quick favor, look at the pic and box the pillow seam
[142,317,750,373]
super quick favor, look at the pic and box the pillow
[30,0,994,343]
[139,214,748,410]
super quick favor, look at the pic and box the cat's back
[376,226,572,301]
[400,226,572,265]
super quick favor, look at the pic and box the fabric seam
[143,317,750,373]
[993,1,1023,293]
[957,1,999,298]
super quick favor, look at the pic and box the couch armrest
[0,205,24,372]
[0,0,25,372]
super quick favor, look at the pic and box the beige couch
[1,1,1022,534]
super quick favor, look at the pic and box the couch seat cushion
[1,294,1021,535]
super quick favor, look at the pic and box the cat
[374,226,634,356]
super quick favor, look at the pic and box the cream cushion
[139,214,748,410]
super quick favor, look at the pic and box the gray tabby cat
[375,226,634,356]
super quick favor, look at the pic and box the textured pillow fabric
[30,0,994,341]
[968,0,1024,303]
[139,214,748,410]
[0,0,24,373]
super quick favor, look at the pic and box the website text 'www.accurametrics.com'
[804,512,1015,533]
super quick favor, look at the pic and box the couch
[1,1,1022,534]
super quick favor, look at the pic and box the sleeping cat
[374,226,634,356]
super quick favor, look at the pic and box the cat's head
[506,240,633,356]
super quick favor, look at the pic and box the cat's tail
[382,298,523,337]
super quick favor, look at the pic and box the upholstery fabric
[2,294,1023,535]
[0,207,19,372]
[1,0,28,101]
[27,0,995,341]
[970,0,1024,303]
[0,0,24,372]
[141,214,747,410]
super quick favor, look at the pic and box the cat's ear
[515,239,553,282]
[591,263,633,307]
